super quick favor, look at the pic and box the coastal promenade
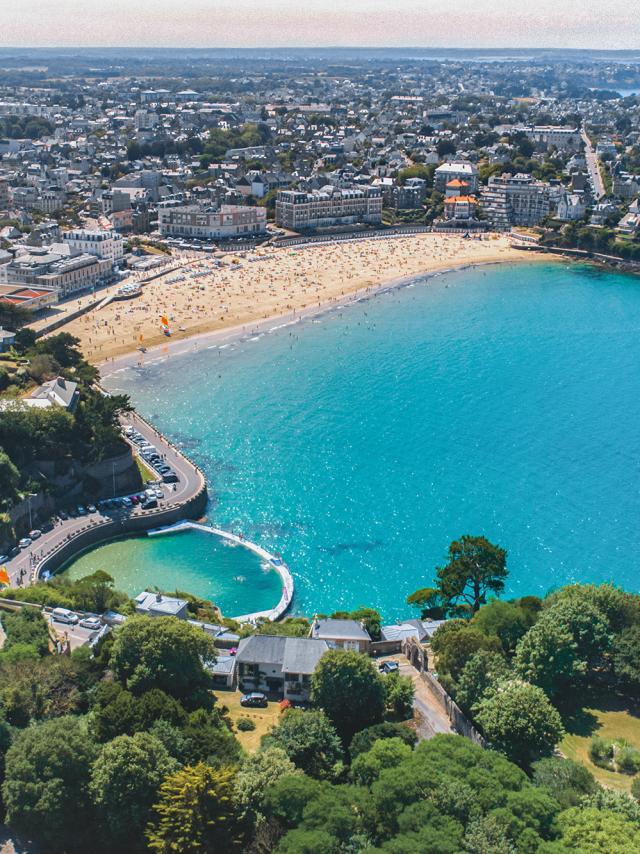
[3,411,208,588]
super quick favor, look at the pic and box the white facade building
[62,229,124,267]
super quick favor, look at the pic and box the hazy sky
[3,0,640,50]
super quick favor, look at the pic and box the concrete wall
[36,481,208,579]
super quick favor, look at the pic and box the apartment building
[434,162,479,193]
[275,186,382,230]
[481,173,551,229]
[157,203,267,239]
[522,126,581,150]
[62,229,125,267]
[0,248,111,297]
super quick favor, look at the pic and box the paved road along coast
[4,411,208,588]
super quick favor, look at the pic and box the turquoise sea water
[79,261,640,620]
[64,531,281,617]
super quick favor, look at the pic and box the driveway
[381,654,454,740]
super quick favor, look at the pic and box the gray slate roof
[236,634,329,674]
[310,618,371,642]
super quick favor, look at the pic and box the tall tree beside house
[408,535,508,618]
[311,649,386,744]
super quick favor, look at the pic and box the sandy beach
[55,233,541,365]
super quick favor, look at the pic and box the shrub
[237,717,256,732]
[616,742,640,775]
[589,736,614,768]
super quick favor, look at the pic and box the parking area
[47,614,103,652]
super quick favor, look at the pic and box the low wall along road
[3,408,293,624]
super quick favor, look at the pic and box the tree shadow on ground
[559,684,640,736]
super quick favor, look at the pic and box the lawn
[218,690,282,752]
[560,692,640,792]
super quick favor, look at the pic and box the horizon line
[2,45,640,53]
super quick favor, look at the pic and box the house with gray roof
[26,376,78,411]
[236,635,329,701]
[309,617,371,653]
[134,591,188,619]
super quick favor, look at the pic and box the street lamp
[27,493,37,531]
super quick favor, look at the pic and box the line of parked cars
[97,487,162,512]
[124,426,179,484]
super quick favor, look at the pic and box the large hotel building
[158,204,267,240]
[275,186,382,231]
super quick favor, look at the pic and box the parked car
[162,472,179,484]
[77,506,87,515]
[9,546,19,558]
[58,510,69,520]
[79,616,102,631]
[122,497,133,508]
[87,505,97,514]
[29,529,42,540]
[51,607,79,625]
[379,660,400,674]
[18,538,32,549]
[141,498,158,510]
[240,692,268,708]
[41,520,54,533]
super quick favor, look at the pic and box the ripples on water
[103,262,640,619]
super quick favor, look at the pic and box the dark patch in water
[319,540,384,556]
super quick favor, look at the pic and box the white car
[79,616,102,631]
[29,529,42,540]
[51,607,79,625]
[18,538,32,549]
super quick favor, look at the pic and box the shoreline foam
[98,249,550,378]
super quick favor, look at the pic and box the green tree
[462,815,517,853]
[0,451,20,507]
[181,707,242,768]
[1,608,49,657]
[471,600,529,653]
[433,626,502,685]
[532,757,598,809]
[613,625,640,693]
[455,649,511,713]
[474,681,565,767]
[383,671,415,720]
[351,737,413,787]
[514,616,584,697]
[276,828,340,854]
[147,763,246,853]
[311,649,386,742]
[554,806,640,853]
[235,746,301,819]
[3,716,98,850]
[109,616,215,701]
[409,536,508,617]
[349,722,417,758]
[263,709,343,780]
[90,732,178,848]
